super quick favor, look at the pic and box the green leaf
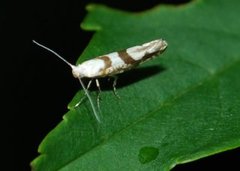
[31,0,240,170]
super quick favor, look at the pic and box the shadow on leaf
[85,65,166,91]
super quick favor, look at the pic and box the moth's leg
[95,79,101,109]
[74,79,92,108]
[74,95,86,108]
[112,76,120,99]
[87,79,93,89]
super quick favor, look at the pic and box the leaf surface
[32,0,240,170]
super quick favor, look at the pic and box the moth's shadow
[86,65,166,91]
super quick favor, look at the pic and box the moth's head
[71,65,83,78]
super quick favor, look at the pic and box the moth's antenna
[32,40,74,68]
[33,40,101,123]
[78,77,101,123]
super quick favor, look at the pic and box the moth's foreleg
[87,79,93,89]
[74,79,92,108]
[74,95,86,108]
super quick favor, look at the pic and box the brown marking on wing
[97,56,112,76]
[118,50,136,64]
[142,44,167,62]
[99,56,112,68]
[139,51,161,64]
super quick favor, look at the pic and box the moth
[33,39,168,122]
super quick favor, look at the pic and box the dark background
[4,0,239,170]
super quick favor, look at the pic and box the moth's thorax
[72,59,105,78]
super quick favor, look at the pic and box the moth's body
[33,39,168,123]
[72,39,167,78]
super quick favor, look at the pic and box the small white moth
[33,39,168,123]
